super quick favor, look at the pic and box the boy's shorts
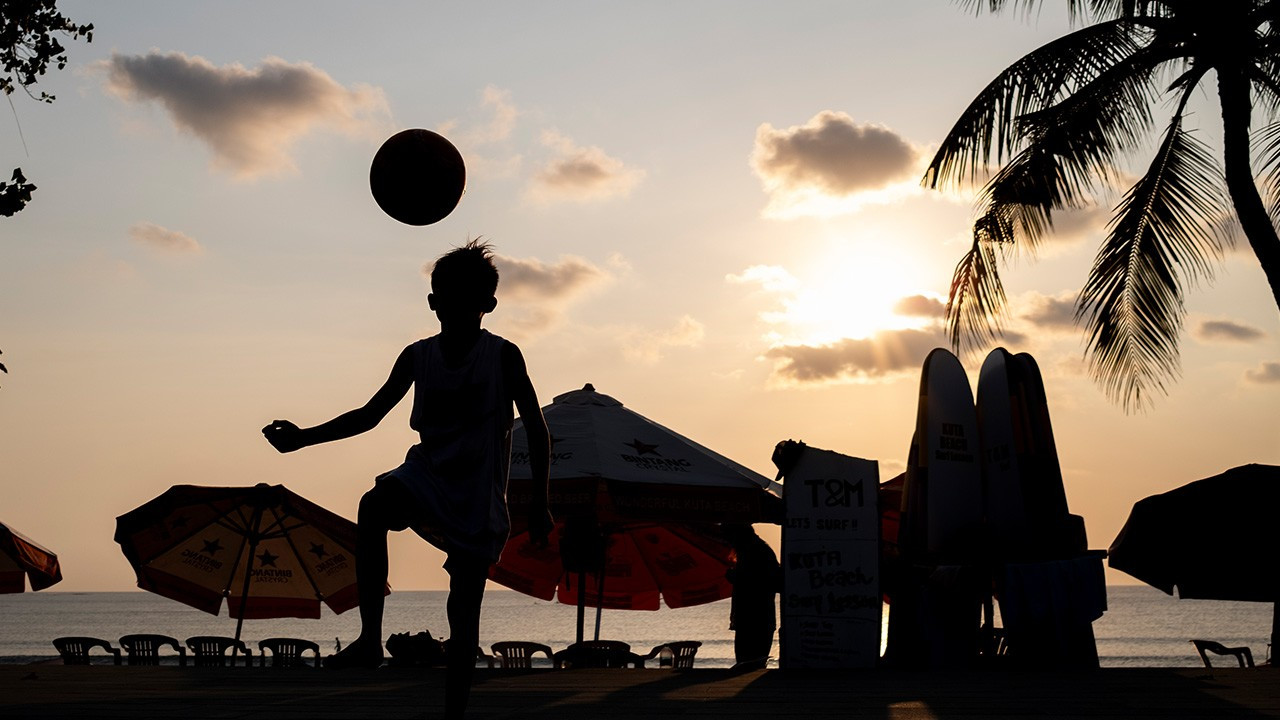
[374,446,507,567]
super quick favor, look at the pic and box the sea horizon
[1,585,1272,668]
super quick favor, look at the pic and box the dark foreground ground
[2,666,1278,719]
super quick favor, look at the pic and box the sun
[764,241,934,345]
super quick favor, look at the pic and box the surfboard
[903,347,984,565]
[1008,352,1079,555]
[976,347,1030,558]
[886,348,984,668]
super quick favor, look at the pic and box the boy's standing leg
[330,481,412,667]
[444,555,490,719]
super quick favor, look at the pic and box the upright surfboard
[887,348,984,668]
[976,348,1030,558]
[900,348,984,565]
[1007,353,1071,536]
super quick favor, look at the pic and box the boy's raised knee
[359,483,411,531]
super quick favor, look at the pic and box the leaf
[923,19,1143,189]
[1076,117,1228,411]
[946,230,1009,355]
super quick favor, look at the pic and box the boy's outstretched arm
[503,342,553,546]
[262,345,415,453]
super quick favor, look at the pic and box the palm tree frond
[1076,118,1228,411]
[923,19,1145,190]
[1017,47,1169,190]
[955,0,1133,21]
[1252,120,1280,226]
[946,231,1009,355]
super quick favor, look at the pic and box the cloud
[441,85,517,145]
[436,86,523,179]
[451,253,610,338]
[725,265,800,295]
[101,51,388,178]
[621,315,706,364]
[129,222,202,254]
[1018,291,1079,332]
[1044,205,1109,247]
[528,131,644,203]
[1245,361,1280,384]
[893,295,946,319]
[1192,318,1267,344]
[764,327,948,384]
[751,111,924,218]
[494,253,608,302]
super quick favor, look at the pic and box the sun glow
[735,240,937,347]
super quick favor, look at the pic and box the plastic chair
[52,637,121,665]
[185,635,251,667]
[553,640,644,669]
[642,641,702,669]
[490,641,553,669]
[259,638,320,668]
[120,634,186,666]
[1191,639,1255,668]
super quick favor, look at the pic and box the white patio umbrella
[496,384,781,643]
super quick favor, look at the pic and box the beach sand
[3,666,1279,719]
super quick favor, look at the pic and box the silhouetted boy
[263,240,552,719]
[723,523,780,670]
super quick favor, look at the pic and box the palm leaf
[923,19,1144,189]
[956,0,1136,20]
[1076,117,1228,411]
[946,231,1009,354]
[1253,120,1280,226]
[960,48,1162,256]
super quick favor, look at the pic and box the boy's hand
[262,419,305,453]
[528,506,555,549]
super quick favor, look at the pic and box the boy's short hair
[431,239,500,300]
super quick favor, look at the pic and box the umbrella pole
[233,505,266,644]
[233,536,260,643]
[576,569,586,645]
[594,568,605,641]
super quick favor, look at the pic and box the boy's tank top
[398,329,513,561]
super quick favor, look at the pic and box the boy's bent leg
[444,554,490,720]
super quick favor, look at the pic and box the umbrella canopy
[0,521,62,593]
[115,483,371,639]
[1109,464,1280,602]
[491,519,734,611]
[496,384,778,639]
[1109,464,1280,653]
[504,383,781,528]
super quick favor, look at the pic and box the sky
[2,1,1279,594]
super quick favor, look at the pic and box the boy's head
[429,239,500,318]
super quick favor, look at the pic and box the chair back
[52,637,121,666]
[665,641,701,669]
[120,634,185,666]
[186,635,250,667]
[259,638,320,668]
[1191,639,1255,668]
[491,641,553,669]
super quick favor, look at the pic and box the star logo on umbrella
[201,539,223,556]
[257,549,279,568]
[309,542,328,560]
[171,514,189,529]
[625,439,661,456]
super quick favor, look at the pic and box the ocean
[0,585,1271,667]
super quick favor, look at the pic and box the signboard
[780,444,880,668]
